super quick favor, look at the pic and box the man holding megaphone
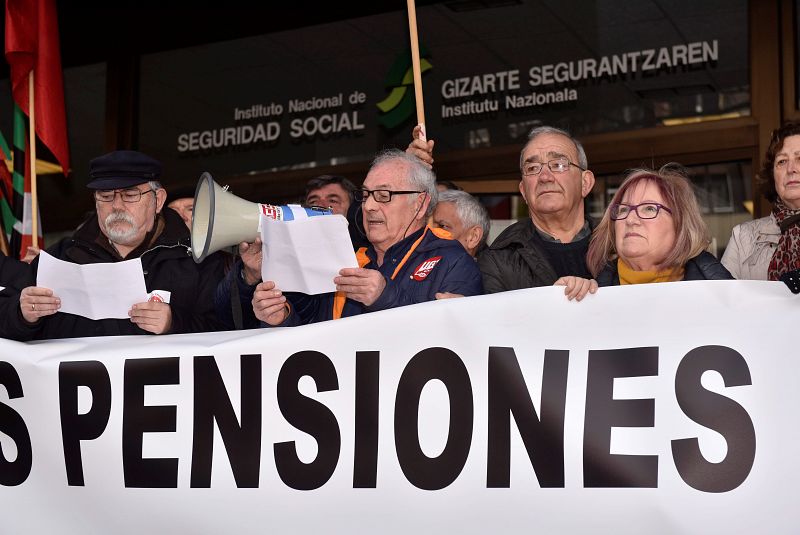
[217,149,482,329]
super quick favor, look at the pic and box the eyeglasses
[522,157,585,176]
[94,188,155,203]
[354,189,423,203]
[610,202,673,220]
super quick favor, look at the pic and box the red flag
[5,0,70,176]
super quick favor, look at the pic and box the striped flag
[10,104,41,258]
[0,130,11,256]
[5,0,70,259]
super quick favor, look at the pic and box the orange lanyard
[332,227,433,319]
[333,247,372,320]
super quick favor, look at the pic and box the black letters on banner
[59,361,111,486]
[671,345,755,493]
[395,347,473,490]
[0,362,32,486]
[190,355,262,488]
[584,347,659,488]
[487,347,568,488]
[353,351,379,488]
[123,357,179,488]
[274,351,341,491]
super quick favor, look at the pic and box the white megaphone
[190,172,332,263]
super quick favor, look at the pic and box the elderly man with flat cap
[2,150,223,341]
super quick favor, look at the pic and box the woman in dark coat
[586,164,732,286]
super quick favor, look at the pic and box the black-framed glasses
[521,157,585,176]
[610,202,673,220]
[354,188,423,203]
[94,188,155,203]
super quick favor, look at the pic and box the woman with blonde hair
[586,165,732,285]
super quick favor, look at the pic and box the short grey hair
[370,149,438,217]
[147,181,163,208]
[519,126,588,171]
[437,189,490,249]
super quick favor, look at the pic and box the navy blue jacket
[215,225,483,329]
[285,225,483,325]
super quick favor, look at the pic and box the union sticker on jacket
[411,256,442,281]
[147,290,172,304]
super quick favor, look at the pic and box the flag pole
[406,0,426,129]
[28,71,38,248]
[0,223,9,256]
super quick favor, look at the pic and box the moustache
[105,211,135,226]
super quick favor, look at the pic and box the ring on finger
[31,303,36,311]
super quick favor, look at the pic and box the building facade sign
[137,1,748,182]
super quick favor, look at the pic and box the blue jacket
[215,225,483,329]
[286,225,483,325]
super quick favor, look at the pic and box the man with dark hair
[3,150,223,341]
[304,175,356,216]
[304,174,369,251]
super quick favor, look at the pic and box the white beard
[103,211,140,245]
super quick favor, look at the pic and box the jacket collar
[490,216,595,250]
[363,225,426,266]
[68,207,190,261]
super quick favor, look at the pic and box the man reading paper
[3,151,223,341]
[215,149,482,328]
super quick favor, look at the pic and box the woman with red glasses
[585,165,732,286]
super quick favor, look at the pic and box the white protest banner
[0,280,797,534]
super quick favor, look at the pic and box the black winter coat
[477,217,592,293]
[1,208,224,341]
[0,253,32,291]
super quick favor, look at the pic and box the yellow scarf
[617,258,684,285]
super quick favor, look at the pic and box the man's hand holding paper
[35,251,151,321]
[19,286,61,323]
[334,268,386,306]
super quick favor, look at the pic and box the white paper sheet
[36,251,149,320]
[261,214,358,294]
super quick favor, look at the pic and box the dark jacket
[0,253,32,291]
[477,217,592,293]
[214,258,261,330]
[215,225,483,329]
[2,208,224,341]
[0,255,33,340]
[595,251,734,286]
